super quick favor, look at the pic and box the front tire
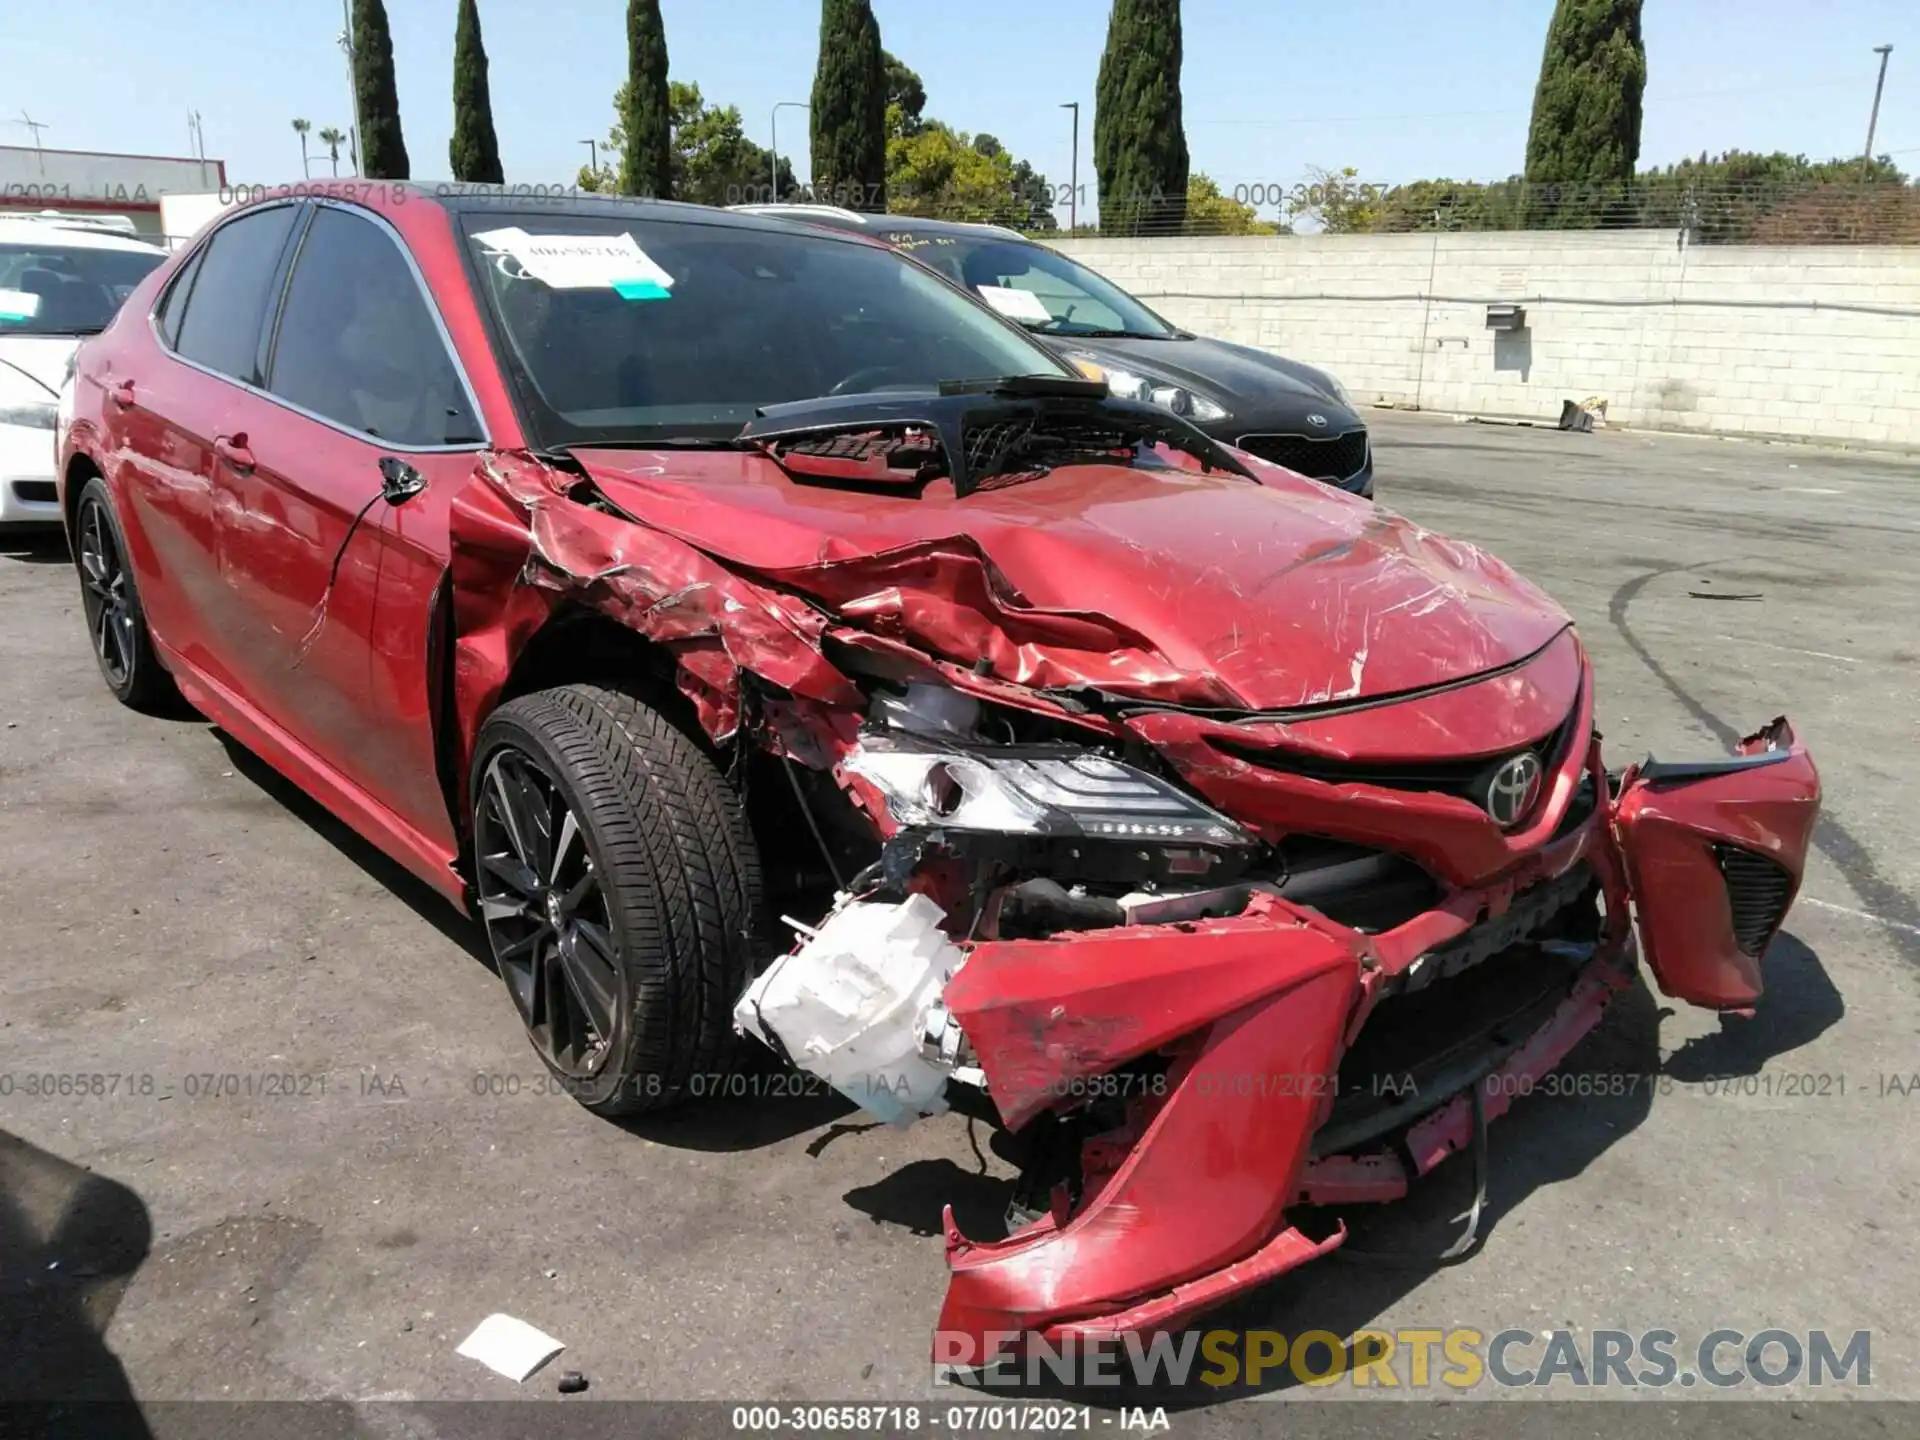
[72,477,177,712]
[470,684,764,1116]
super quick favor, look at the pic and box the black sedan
[734,205,1373,499]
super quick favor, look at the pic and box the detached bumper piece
[1614,717,1820,1009]
[926,718,1817,1359]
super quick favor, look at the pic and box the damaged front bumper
[746,720,1818,1359]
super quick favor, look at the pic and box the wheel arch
[441,602,716,855]
[63,450,104,535]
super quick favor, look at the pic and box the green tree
[291,118,312,178]
[449,0,503,184]
[317,126,348,178]
[1370,175,1527,232]
[620,0,672,198]
[1283,166,1385,233]
[584,80,795,203]
[669,82,796,205]
[973,137,1057,232]
[1186,174,1278,236]
[811,0,887,210]
[884,49,927,140]
[888,123,1015,220]
[883,124,1056,230]
[1523,0,1646,225]
[1094,0,1189,235]
[352,0,409,180]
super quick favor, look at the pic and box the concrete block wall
[1049,232,1920,448]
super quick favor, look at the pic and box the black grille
[962,416,1139,481]
[9,480,57,504]
[1715,844,1794,958]
[1236,429,1368,481]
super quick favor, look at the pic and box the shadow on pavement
[1662,931,1842,1082]
[0,528,70,565]
[0,1129,153,1436]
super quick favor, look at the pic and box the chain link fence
[890,175,1920,245]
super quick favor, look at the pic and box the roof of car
[727,204,1030,243]
[0,212,168,253]
[422,187,869,240]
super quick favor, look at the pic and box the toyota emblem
[1483,753,1543,827]
[1307,413,1329,427]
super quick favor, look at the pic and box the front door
[221,201,486,812]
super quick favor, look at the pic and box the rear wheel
[470,684,764,1116]
[73,477,177,712]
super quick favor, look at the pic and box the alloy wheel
[77,497,136,689]
[474,747,624,1078]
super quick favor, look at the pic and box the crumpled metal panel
[938,911,1360,1350]
[445,452,862,754]
[574,450,1573,713]
[1614,718,1820,1008]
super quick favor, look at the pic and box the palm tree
[291,117,312,177]
[318,126,347,177]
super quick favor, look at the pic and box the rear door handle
[214,435,255,473]
[109,380,136,408]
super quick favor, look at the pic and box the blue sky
[9,0,1917,216]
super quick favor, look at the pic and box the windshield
[460,213,1072,446]
[0,240,164,336]
[886,233,1177,339]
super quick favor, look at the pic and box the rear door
[109,203,302,688]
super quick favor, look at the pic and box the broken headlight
[846,736,1252,847]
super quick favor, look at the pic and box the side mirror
[378,456,427,506]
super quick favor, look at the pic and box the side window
[155,246,205,349]
[171,205,299,384]
[266,207,482,447]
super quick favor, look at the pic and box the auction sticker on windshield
[0,288,42,322]
[472,226,675,299]
[976,285,1052,323]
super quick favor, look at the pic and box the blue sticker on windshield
[613,278,672,301]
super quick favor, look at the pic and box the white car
[1,214,167,528]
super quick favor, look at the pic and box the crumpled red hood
[573,448,1570,711]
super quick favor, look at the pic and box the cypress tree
[1093,0,1189,236]
[1523,0,1647,225]
[449,0,503,184]
[810,0,887,211]
[352,0,410,180]
[619,0,672,198]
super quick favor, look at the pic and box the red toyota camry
[58,183,1819,1359]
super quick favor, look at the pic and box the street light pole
[582,139,597,173]
[1862,44,1894,178]
[1060,102,1079,231]
[339,0,362,176]
[771,101,808,203]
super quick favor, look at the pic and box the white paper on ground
[472,226,675,296]
[975,285,1054,324]
[455,1312,566,1382]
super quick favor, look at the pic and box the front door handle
[213,434,255,473]
[109,380,136,409]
